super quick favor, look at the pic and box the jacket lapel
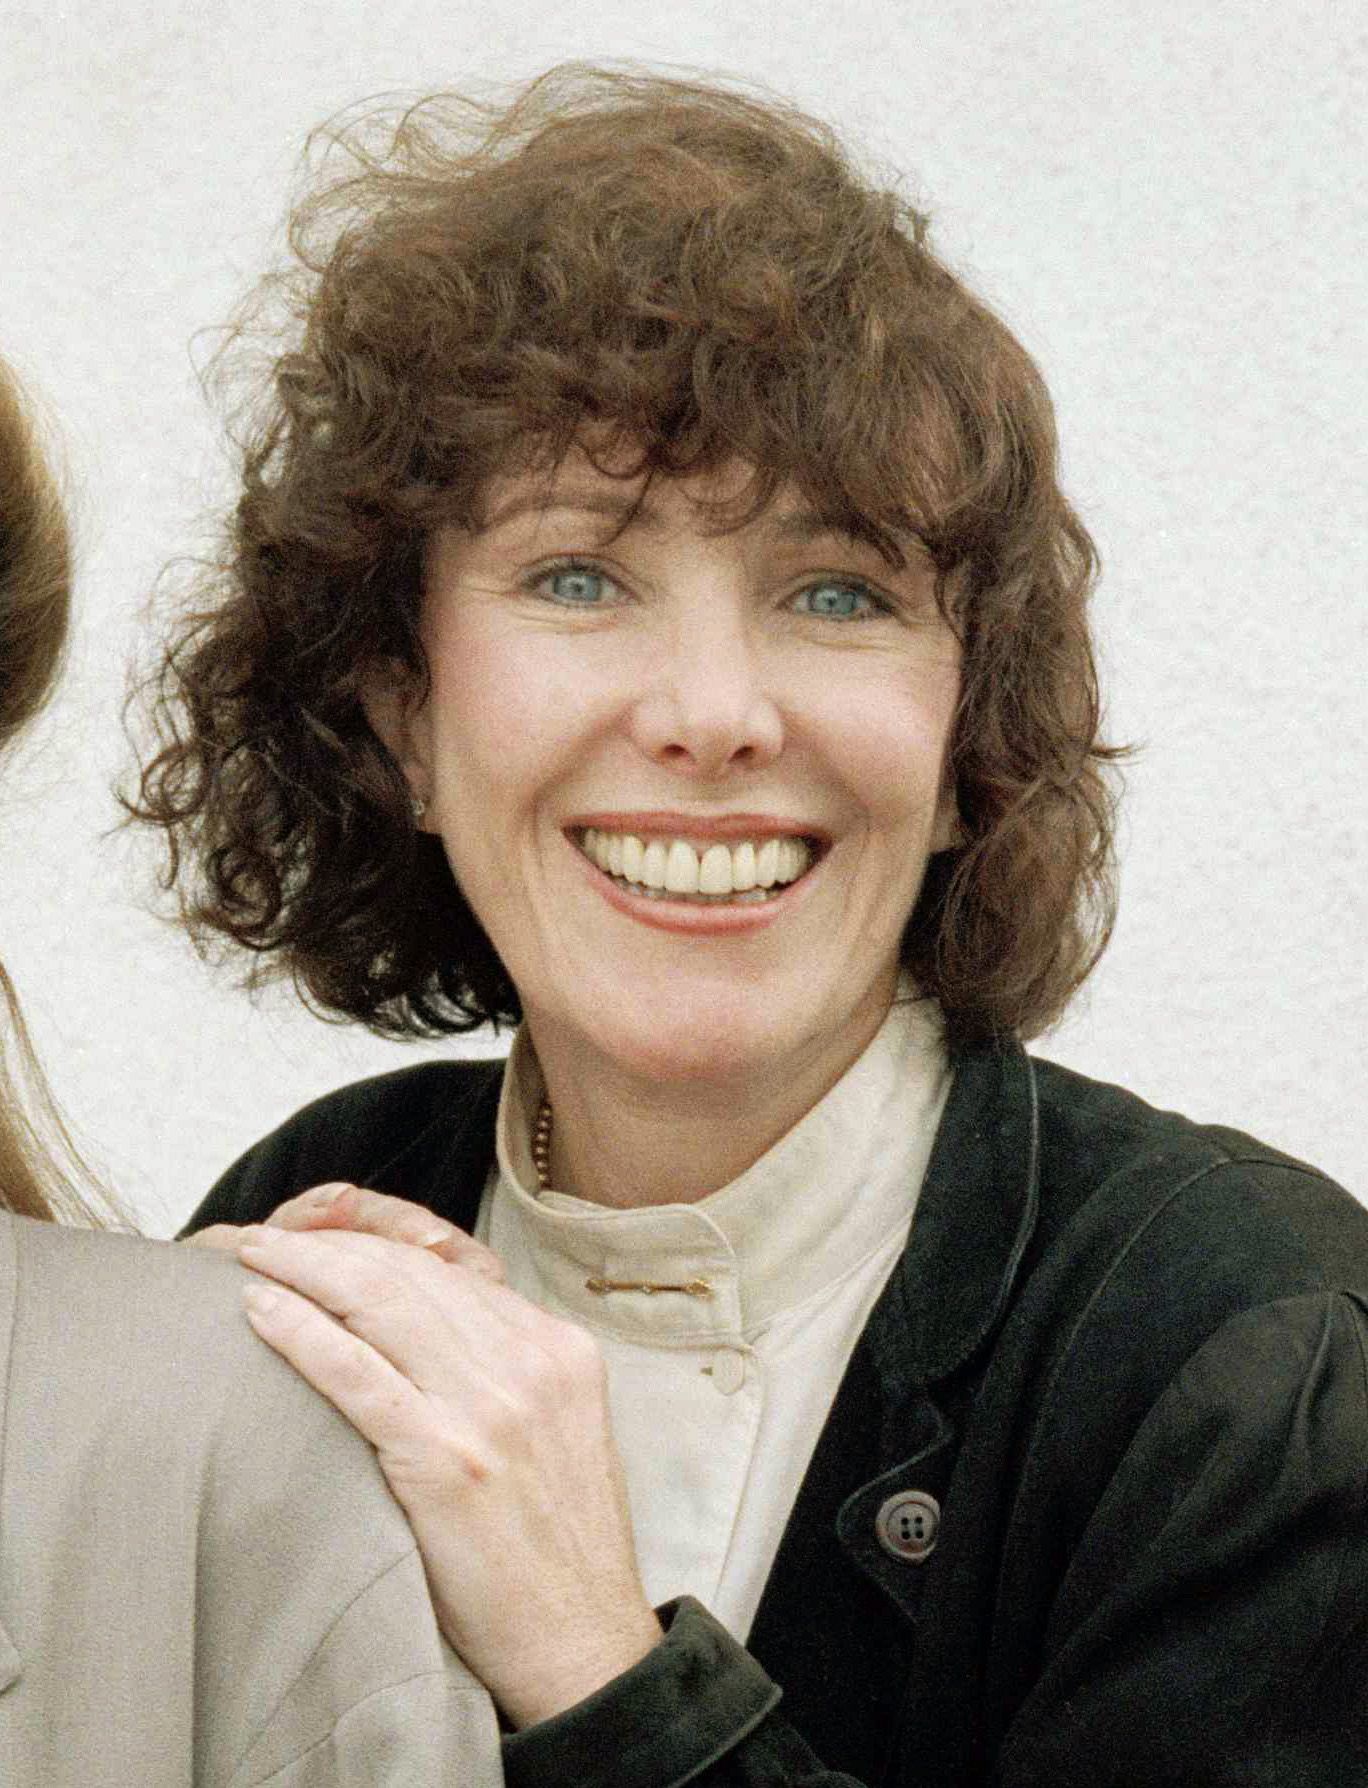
[745,1042,1040,1780]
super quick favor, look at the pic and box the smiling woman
[357,453,963,1142]
[131,62,1368,1788]
[129,65,1112,1058]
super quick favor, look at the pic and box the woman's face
[381,449,961,1092]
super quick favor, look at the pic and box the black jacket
[187,1042,1368,1786]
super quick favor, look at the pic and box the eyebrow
[484,487,902,551]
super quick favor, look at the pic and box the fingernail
[306,1183,350,1207]
[415,1224,454,1249]
[242,1280,283,1314]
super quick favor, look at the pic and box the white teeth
[641,840,668,889]
[579,828,815,900]
[697,844,733,895]
[664,840,700,894]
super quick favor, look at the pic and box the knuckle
[516,1315,604,1404]
[549,1315,604,1376]
[360,1188,422,1226]
[328,1340,379,1401]
[488,1386,537,1441]
[264,1193,309,1222]
[456,1444,499,1489]
[340,1258,402,1310]
[185,1225,237,1251]
[274,1182,353,1222]
[452,1237,504,1277]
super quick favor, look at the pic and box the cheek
[423,619,609,825]
[818,673,959,829]
[426,620,544,765]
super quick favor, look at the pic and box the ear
[360,658,433,826]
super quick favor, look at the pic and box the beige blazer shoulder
[0,1212,501,1787]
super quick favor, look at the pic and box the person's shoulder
[0,1213,497,1784]
[5,1210,426,1590]
[3,1214,418,1587]
[7,1214,364,1441]
[185,1054,506,1231]
[1027,1054,1368,1296]
[260,1056,504,1166]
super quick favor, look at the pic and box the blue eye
[542,563,610,605]
[795,579,881,620]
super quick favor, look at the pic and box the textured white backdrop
[0,1,1363,1233]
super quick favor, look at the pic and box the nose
[628,609,783,778]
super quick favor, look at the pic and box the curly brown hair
[129,63,1122,1048]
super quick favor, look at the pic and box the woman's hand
[187,1183,506,1280]
[236,1224,663,1727]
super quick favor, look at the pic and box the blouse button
[875,1490,940,1562]
[705,1350,747,1394]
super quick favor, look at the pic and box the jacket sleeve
[996,1288,1368,1785]
[226,1556,504,1788]
[503,1290,1368,1788]
[501,1598,860,1788]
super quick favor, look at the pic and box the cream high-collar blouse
[475,988,951,1642]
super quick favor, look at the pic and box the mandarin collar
[488,993,951,1340]
[369,1032,1042,1391]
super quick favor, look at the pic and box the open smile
[567,818,827,932]
[577,826,818,903]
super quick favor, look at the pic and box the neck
[526,996,895,1210]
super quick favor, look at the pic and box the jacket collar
[373,1063,503,1221]
[868,1036,1041,1395]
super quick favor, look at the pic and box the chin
[581,979,835,1090]
[617,1033,765,1088]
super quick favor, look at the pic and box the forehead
[474,448,920,564]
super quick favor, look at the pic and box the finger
[236,1226,547,1389]
[240,1275,448,1469]
[267,1184,506,1281]
[183,1223,245,1253]
[237,1230,547,1344]
[239,1225,477,1356]
[239,1223,529,1323]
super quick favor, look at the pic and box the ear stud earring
[410,793,428,821]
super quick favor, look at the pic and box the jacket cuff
[501,1596,782,1788]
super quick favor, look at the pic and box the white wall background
[0,0,1363,1234]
